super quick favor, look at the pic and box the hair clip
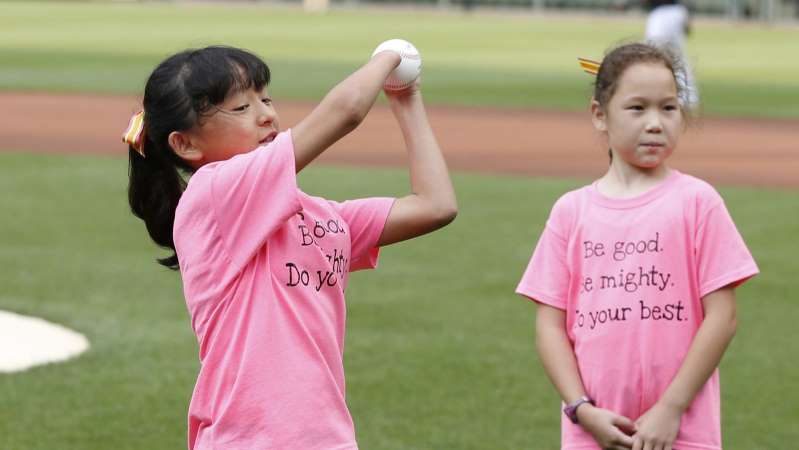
[577,57,600,76]
[122,111,146,157]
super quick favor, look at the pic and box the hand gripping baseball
[371,39,422,91]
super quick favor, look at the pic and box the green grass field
[0,152,797,449]
[1,1,798,448]
[1,1,798,117]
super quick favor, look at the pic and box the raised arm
[291,51,401,172]
[376,84,457,246]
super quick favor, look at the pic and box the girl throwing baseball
[516,42,757,450]
[124,44,456,450]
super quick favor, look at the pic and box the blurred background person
[645,0,699,108]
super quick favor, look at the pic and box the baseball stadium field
[0,1,797,449]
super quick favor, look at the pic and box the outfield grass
[1,1,798,117]
[0,152,796,449]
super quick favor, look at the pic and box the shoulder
[174,156,240,225]
[671,172,724,205]
[551,184,592,214]
[667,172,728,228]
[545,184,592,235]
[176,169,212,217]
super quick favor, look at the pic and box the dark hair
[593,42,686,110]
[127,46,270,269]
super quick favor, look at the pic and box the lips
[640,142,666,153]
[259,131,278,145]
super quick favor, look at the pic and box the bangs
[184,46,271,115]
[225,48,270,96]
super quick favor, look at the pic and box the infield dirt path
[1,92,796,188]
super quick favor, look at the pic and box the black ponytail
[128,140,188,269]
[127,46,270,269]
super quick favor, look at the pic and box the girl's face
[185,87,280,165]
[592,62,683,170]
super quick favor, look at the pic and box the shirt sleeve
[210,130,302,270]
[328,197,396,272]
[515,197,572,310]
[696,200,759,297]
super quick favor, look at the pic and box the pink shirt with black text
[173,130,394,450]
[516,170,758,450]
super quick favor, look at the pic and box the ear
[168,131,203,163]
[590,99,607,132]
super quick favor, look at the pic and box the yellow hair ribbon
[577,57,600,76]
[122,111,146,157]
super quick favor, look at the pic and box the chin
[636,160,665,170]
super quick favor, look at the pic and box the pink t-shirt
[516,170,758,450]
[173,130,395,450]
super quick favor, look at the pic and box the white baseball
[371,39,422,91]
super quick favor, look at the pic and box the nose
[257,102,276,126]
[645,110,663,133]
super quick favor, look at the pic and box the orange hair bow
[577,57,600,76]
[122,111,146,157]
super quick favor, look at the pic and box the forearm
[390,92,456,214]
[658,289,737,412]
[292,52,399,171]
[536,309,589,404]
[329,52,400,125]
[536,305,637,447]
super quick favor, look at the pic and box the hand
[632,402,682,450]
[384,77,421,101]
[370,50,402,67]
[577,404,636,450]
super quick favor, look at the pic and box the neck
[599,160,672,198]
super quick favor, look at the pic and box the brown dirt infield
[1,92,796,188]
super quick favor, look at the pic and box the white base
[0,310,90,373]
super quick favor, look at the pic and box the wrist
[656,396,688,415]
[388,88,422,105]
[564,395,595,424]
[574,402,596,425]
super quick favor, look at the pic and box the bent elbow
[323,89,367,134]
[333,100,363,133]
[430,202,458,229]
[339,89,370,128]
[345,98,368,129]
[727,315,738,339]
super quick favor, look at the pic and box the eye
[663,104,678,111]
[627,105,644,111]
[261,97,272,105]
[231,104,249,112]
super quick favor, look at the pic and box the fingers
[612,414,637,435]
[370,50,402,67]
[605,442,633,450]
[385,79,421,98]
[635,436,671,450]
[611,430,634,449]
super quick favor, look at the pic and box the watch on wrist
[563,396,595,424]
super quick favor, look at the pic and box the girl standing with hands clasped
[124,45,456,450]
[516,43,757,450]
